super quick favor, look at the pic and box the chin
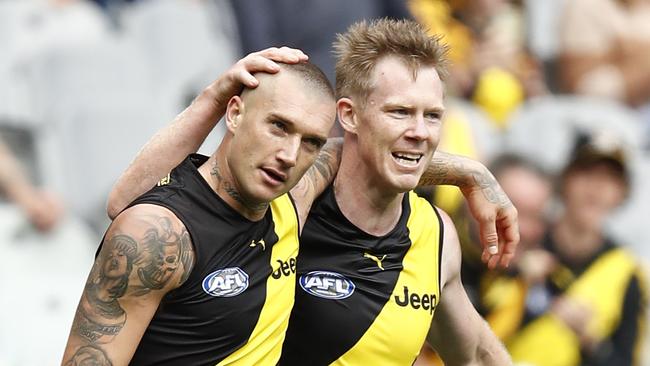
[389,176,420,193]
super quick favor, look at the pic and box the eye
[271,119,287,132]
[303,138,323,151]
[425,112,442,121]
[391,108,409,116]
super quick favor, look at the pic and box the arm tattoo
[70,214,193,348]
[419,152,468,187]
[73,234,138,343]
[65,345,112,366]
[132,216,187,295]
[210,161,268,214]
[419,151,512,208]
[471,171,512,207]
[179,230,194,285]
[304,142,342,193]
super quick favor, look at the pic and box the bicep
[63,205,195,365]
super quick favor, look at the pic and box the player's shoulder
[113,203,183,229]
[104,203,195,292]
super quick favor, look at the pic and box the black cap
[563,130,629,187]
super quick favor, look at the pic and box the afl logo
[202,267,249,297]
[299,271,355,299]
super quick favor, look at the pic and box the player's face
[562,163,627,231]
[355,57,444,193]
[227,73,334,204]
[499,167,550,250]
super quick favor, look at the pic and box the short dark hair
[279,61,335,101]
[489,153,549,182]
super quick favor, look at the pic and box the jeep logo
[394,286,437,315]
[202,267,249,297]
[299,271,355,299]
[272,258,297,279]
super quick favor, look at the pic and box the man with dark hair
[63,50,338,365]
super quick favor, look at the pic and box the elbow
[106,189,125,220]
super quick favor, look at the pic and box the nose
[405,116,430,141]
[277,135,300,168]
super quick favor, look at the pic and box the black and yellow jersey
[501,235,648,366]
[279,185,444,366]
[127,154,299,365]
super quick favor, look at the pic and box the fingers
[237,69,261,88]
[479,207,520,270]
[256,46,308,63]
[235,47,309,88]
[479,220,499,254]
[498,224,519,268]
[478,218,500,269]
[235,56,281,87]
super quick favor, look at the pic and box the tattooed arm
[62,204,194,366]
[419,151,519,269]
[289,138,342,229]
[107,47,308,219]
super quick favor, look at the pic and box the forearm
[0,140,38,207]
[107,85,224,218]
[434,317,512,366]
[472,321,513,366]
[419,151,481,187]
[420,151,511,208]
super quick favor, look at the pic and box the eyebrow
[268,113,328,145]
[384,103,445,113]
[268,112,295,127]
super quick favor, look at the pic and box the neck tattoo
[210,161,269,214]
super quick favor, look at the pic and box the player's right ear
[225,96,244,133]
[337,97,358,135]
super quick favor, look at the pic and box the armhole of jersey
[128,200,199,289]
[432,206,445,293]
[287,192,302,238]
[95,232,108,258]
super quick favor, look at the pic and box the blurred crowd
[0,0,649,365]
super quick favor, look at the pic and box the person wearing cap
[506,132,648,366]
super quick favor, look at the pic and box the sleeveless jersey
[128,154,299,365]
[279,185,444,366]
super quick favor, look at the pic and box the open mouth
[391,152,423,166]
[261,168,287,184]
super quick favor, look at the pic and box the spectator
[507,131,648,366]
[559,0,650,107]
[409,0,547,128]
[0,137,63,232]
[477,154,555,340]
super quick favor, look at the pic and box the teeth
[392,152,422,163]
[395,157,418,166]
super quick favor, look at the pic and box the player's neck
[334,151,404,236]
[198,149,269,222]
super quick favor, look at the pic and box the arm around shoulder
[427,208,512,366]
[420,151,519,269]
[62,204,195,365]
[289,137,343,228]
